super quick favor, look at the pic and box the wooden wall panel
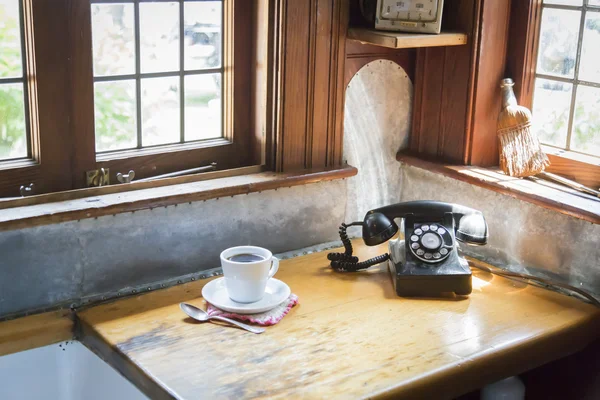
[274,0,349,172]
[280,0,309,170]
[409,0,479,164]
[309,0,332,168]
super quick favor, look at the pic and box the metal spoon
[179,303,265,334]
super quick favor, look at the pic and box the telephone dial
[328,201,488,297]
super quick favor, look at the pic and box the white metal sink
[0,340,148,400]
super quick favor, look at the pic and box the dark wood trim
[397,153,599,225]
[505,0,543,109]
[69,0,96,189]
[0,165,358,232]
[467,0,512,167]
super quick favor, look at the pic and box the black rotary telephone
[328,201,488,297]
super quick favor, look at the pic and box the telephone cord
[327,222,390,272]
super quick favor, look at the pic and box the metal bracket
[116,170,135,184]
[86,168,110,187]
[19,183,35,197]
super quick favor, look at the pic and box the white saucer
[202,278,291,314]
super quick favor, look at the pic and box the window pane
[185,74,221,141]
[543,0,582,5]
[571,85,600,156]
[0,83,26,159]
[141,77,180,146]
[589,0,600,6]
[537,9,580,78]
[92,4,135,77]
[532,79,572,148]
[579,11,600,83]
[140,2,179,73]
[94,80,137,152]
[0,0,23,78]
[184,1,222,70]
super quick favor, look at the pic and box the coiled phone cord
[327,222,390,272]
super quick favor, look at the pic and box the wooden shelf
[348,27,468,49]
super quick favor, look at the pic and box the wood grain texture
[345,41,416,87]
[0,310,73,357]
[77,241,600,400]
[409,0,478,164]
[397,153,600,224]
[68,0,96,189]
[276,0,348,171]
[0,165,357,232]
[505,0,543,110]
[467,0,512,167]
[348,28,468,49]
[546,152,600,190]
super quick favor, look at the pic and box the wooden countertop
[77,241,600,400]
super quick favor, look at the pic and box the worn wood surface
[397,153,600,224]
[0,310,73,357]
[0,165,357,232]
[545,150,600,190]
[348,28,467,49]
[78,241,600,400]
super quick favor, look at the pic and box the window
[91,1,223,153]
[532,0,600,158]
[0,0,28,161]
[0,0,259,198]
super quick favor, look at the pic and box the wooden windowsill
[397,153,600,225]
[0,165,357,233]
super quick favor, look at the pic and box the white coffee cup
[220,246,279,303]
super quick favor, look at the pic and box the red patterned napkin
[206,294,299,326]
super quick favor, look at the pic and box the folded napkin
[206,294,299,326]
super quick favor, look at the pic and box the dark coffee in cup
[227,253,266,263]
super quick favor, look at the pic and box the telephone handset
[328,200,488,297]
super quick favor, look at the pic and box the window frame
[507,0,600,189]
[0,0,260,198]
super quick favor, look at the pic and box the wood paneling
[274,0,349,171]
[409,0,479,164]
[409,0,514,167]
[78,240,600,399]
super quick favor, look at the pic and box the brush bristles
[498,105,549,177]
[498,124,550,177]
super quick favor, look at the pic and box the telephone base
[388,258,472,297]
